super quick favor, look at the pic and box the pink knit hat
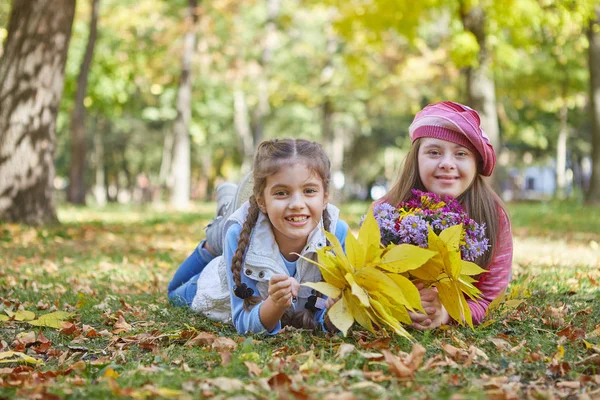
[408,101,496,176]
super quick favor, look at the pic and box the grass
[0,200,599,399]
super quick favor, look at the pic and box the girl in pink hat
[381,101,513,330]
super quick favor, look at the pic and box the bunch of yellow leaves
[409,224,487,328]
[299,207,437,339]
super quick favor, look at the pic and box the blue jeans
[168,240,216,307]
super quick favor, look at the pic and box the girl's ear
[323,191,329,210]
[256,196,267,213]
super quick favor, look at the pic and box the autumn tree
[0,0,76,225]
[67,0,100,205]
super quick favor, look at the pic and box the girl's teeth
[288,216,307,222]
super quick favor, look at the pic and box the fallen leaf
[205,377,245,392]
[244,361,262,376]
[0,351,43,365]
[556,380,580,389]
[186,332,216,347]
[382,350,413,379]
[16,331,36,345]
[336,343,355,359]
[14,310,36,321]
[557,326,586,341]
[112,315,132,334]
[28,311,72,329]
[212,337,237,352]
[220,351,232,366]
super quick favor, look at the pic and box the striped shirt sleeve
[467,207,513,324]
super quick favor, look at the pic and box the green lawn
[0,201,599,399]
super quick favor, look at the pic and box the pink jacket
[467,208,513,324]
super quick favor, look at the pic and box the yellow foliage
[411,225,485,328]
[300,206,436,338]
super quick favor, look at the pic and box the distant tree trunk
[556,101,568,199]
[170,0,199,209]
[92,128,106,206]
[68,0,100,205]
[459,4,500,186]
[252,0,279,145]
[586,7,600,205]
[0,0,76,225]
[233,72,254,173]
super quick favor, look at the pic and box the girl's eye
[274,191,287,196]
[428,150,440,156]
[305,188,317,194]
[456,151,468,157]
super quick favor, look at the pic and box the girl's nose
[438,155,456,170]
[288,192,304,209]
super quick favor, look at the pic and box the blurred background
[1,0,600,225]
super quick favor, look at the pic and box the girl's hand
[268,274,294,309]
[324,296,338,309]
[409,283,450,330]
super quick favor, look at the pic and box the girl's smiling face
[417,138,478,199]
[257,162,328,259]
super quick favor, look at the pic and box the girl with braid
[168,138,349,335]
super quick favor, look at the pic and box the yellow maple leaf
[411,225,486,328]
[300,205,436,338]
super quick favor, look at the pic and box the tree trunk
[92,128,106,206]
[170,0,199,209]
[233,77,254,173]
[556,102,568,199]
[252,0,279,146]
[0,0,76,225]
[585,7,600,205]
[460,4,500,188]
[67,0,100,205]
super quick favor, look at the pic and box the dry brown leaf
[16,331,36,346]
[185,332,216,347]
[244,361,262,376]
[219,351,232,366]
[404,343,426,371]
[382,350,413,379]
[324,392,357,400]
[556,380,580,389]
[204,377,245,392]
[557,325,586,341]
[112,315,131,334]
[336,343,355,359]
[212,337,237,352]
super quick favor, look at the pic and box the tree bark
[92,127,106,206]
[170,0,199,209]
[252,0,279,146]
[460,3,500,188]
[233,76,254,173]
[67,0,100,205]
[0,0,76,225]
[585,7,600,204]
[556,101,568,199]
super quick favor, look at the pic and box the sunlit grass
[1,199,599,399]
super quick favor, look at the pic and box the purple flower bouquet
[373,190,489,262]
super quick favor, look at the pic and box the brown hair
[382,138,507,268]
[231,138,332,329]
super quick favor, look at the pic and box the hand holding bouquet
[373,190,490,327]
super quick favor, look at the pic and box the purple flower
[371,191,489,261]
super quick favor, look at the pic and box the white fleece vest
[191,202,341,323]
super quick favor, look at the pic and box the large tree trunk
[556,101,569,199]
[67,0,100,205]
[585,7,600,205]
[170,0,199,209]
[0,0,76,225]
[460,4,500,187]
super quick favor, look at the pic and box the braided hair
[231,138,333,322]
